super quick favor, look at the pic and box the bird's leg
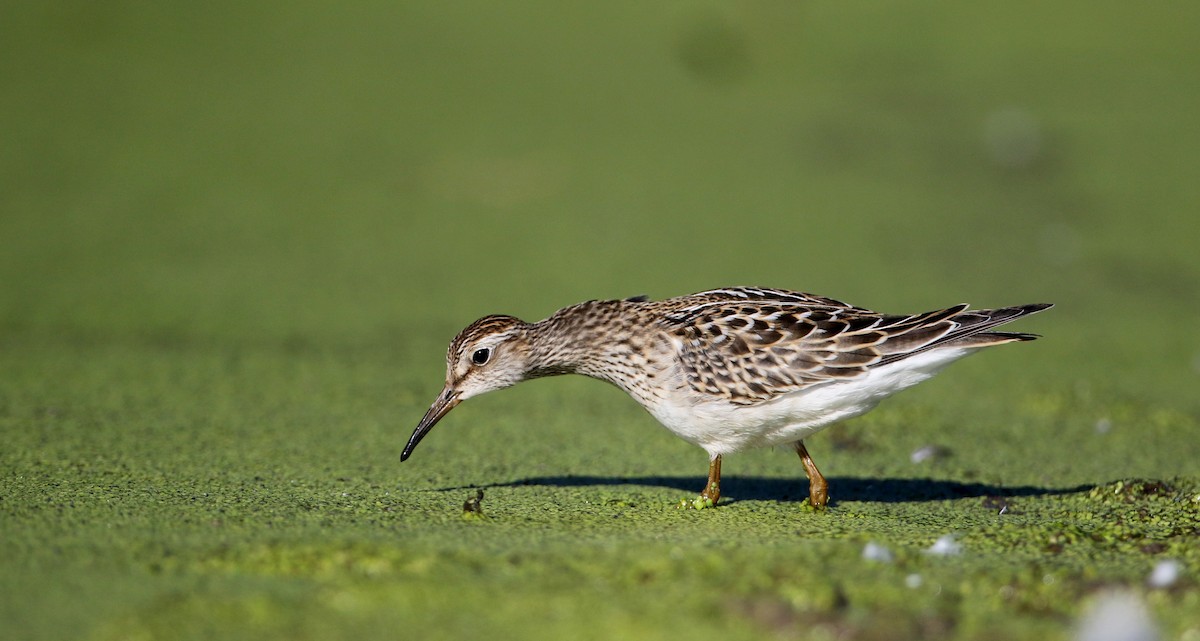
[795,441,828,509]
[678,454,722,509]
[700,454,722,505]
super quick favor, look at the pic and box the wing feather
[662,290,1050,405]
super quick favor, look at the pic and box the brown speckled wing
[656,286,871,313]
[664,292,1051,405]
[669,303,892,404]
[661,291,1031,404]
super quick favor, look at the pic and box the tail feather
[878,303,1052,365]
[950,330,1041,348]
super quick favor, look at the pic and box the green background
[3,3,1198,640]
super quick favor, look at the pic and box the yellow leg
[700,454,722,505]
[795,441,828,509]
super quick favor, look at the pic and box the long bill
[402,388,460,461]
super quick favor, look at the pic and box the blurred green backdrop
[2,3,1198,640]
[5,3,1196,352]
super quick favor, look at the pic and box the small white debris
[905,573,923,589]
[1148,559,1182,589]
[1075,591,1158,641]
[910,445,942,464]
[1095,418,1113,434]
[862,541,893,563]
[925,534,963,556]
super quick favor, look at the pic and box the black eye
[471,348,491,365]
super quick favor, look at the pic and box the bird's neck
[524,300,650,386]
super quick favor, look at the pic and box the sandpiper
[404,287,1051,508]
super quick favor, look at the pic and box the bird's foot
[807,477,829,510]
[677,482,720,510]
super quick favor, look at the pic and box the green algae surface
[3,3,1200,640]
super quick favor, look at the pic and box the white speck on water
[905,573,923,589]
[910,445,945,464]
[1095,418,1113,434]
[1148,559,1182,589]
[1075,591,1159,641]
[925,535,962,556]
[862,542,893,563]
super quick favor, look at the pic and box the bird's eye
[471,348,491,366]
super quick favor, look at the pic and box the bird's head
[402,315,532,461]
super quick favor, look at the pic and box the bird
[403,287,1051,509]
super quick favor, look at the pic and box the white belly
[643,347,974,456]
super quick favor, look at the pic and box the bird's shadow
[444,474,1092,505]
